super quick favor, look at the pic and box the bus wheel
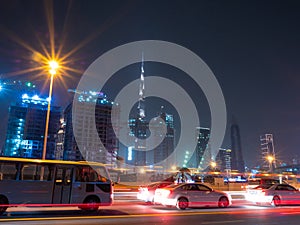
[0,196,8,215]
[82,196,100,211]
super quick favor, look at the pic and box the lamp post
[267,155,274,173]
[210,161,217,171]
[42,60,59,160]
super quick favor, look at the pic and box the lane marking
[0,211,244,222]
[1,206,300,222]
[202,220,244,224]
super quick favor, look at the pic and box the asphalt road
[1,200,300,225]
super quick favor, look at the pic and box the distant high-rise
[63,91,119,164]
[230,122,245,172]
[3,94,61,159]
[54,118,65,160]
[150,111,175,166]
[260,134,276,171]
[128,116,148,166]
[188,127,210,169]
[216,148,232,172]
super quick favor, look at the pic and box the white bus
[0,157,113,215]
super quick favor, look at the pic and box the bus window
[21,164,53,181]
[22,164,36,180]
[75,166,108,182]
[95,167,108,182]
[0,163,17,180]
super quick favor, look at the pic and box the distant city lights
[21,93,48,105]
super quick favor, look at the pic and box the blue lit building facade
[3,94,61,159]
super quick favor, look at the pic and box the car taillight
[139,187,148,193]
[161,189,172,198]
[260,190,266,196]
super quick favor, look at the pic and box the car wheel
[176,197,188,210]
[272,196,281,207]
[0,196,8,216]
[218,196,229,208]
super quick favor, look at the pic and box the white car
[246,183,300,206]
[153,183,231,210]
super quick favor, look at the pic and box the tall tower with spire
[122,55,175,169]
[137,53,145,119]
[127,54,149,166]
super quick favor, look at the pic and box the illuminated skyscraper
[127,55,149,166]
[122,57,175,168]
[3,94,61,159]
[216,148,232,172]
[187,127,210,169]
[183,127,211,170]
[260,133,276,171]
[148,110,175,166]
[137,53,145,119]
[54,118,65,160]
[63,91,119,164]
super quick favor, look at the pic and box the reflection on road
[1,200,300,222]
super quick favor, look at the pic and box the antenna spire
[138,52,145,118]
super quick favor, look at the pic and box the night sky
[0,0,300,168]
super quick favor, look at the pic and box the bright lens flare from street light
[210,161,217,168]
[49,60,59,75]
[49,60,59,70]
[267,155,274,163]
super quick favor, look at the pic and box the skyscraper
[188,127,210,169]
[216,148,232,172]
[122,57,175,168]
[54,118,65,160]
[260,134,276,171]
[126,56,149,166]
[3,94,61,159]
[128,116,148,166]
[230,122,245,172]
[150,111,175,166]
[63,91,119,164]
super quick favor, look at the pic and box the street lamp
[267,155,274,173]
[210,161,217,171]
[42,60,59,160]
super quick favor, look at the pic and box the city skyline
[0,84,294,171]
[0,0,300,167]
